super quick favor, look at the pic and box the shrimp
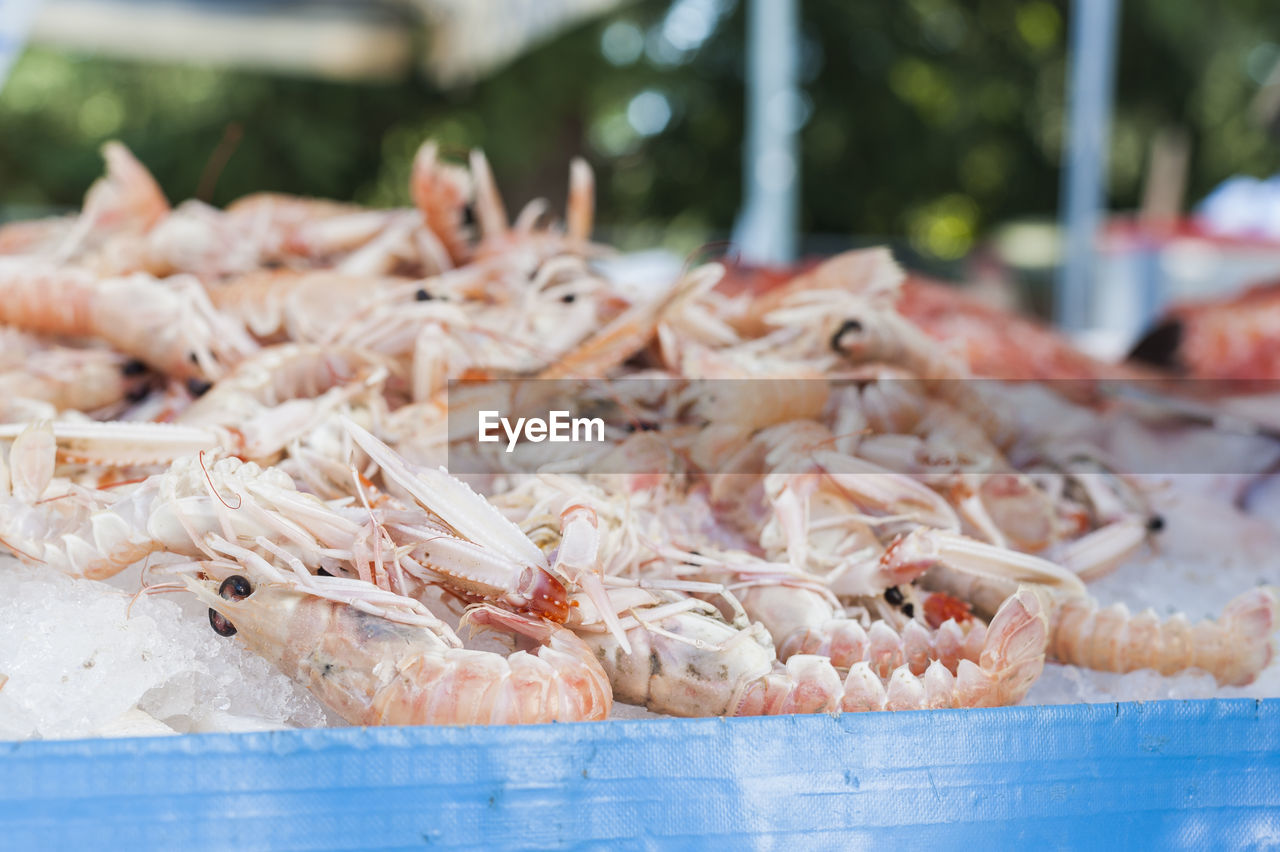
[669,344,831,474]
[467,149,603,265]
[467,150,511,250]
[1050,515,1152,581]
[0,345,150,414]
[692,528,1065,704]
[744,250,1017,448]
[752,446,963,590]
[263,172,462,276]
[207,268,414,342]
[344,419,578,624]
[80,142,170,235]
[53,141,170,268]
[219,192,364,268]
[723,248,900,339]
[827,379,1154,559]
[190,575,611,725]
[495,474,1028,715]
[224,192,362,231]
[0,420,220,471]
[410,140,473,265]
[174,343,391,461]
[826,378,1053,548]
[839,589,1048,710]
[0,259,257,380]
[0,426,359,580]
[892,526,1087,617]
[666,537,987,678]
[768,420,961,516]
[538,263,725,380]
[578,593,842,717]
[0,215,76,256]
[919,538,1280,686]
[0,417,570,634]
[1048,587,1280,687]
[123,198,295,281]
[218,195,445,279]
[183,344,389,412]
[578,580,1044,714]
[734,581,988,678]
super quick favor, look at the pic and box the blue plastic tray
[3,699,1278,849]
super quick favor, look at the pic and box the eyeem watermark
[449,377,1280,474]
[478,410,606,453]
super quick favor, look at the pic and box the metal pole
[731,0,799,265]
[1056,0,1121,331]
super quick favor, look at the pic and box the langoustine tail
[1049,586,1280,686]
[840,588,1048,710]
[782,613,989,680]
[462,603,613,722]
[731,655,843,716]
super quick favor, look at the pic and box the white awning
[20,0,628,85]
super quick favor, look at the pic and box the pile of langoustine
[720,262,1146,384]
[0,141,1276,727]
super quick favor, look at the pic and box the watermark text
[478,410,606,453]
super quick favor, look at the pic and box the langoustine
[0,136,1275,733]
[920,539,1280,687]
[189,573,611,725]
[0,259,257,381]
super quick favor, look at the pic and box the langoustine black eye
[829,318,864,354]
[219,575,252,600]
[208,609,237,637]
[208,575,252,637]
[121,358,147,376]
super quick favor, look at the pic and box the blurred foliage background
[0,0,1277,265]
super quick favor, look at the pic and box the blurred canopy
[0,0,1277,263]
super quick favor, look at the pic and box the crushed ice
[0,559,326,739]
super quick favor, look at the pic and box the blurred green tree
[0,0,1276,266]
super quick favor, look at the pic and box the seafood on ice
[0,140,1277,736]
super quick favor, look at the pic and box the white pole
[1057,0,1121,331]
[731,0,799,265]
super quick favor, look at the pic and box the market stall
[0,2,1278,847]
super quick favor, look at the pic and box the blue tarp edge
[3,699,1278,849]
